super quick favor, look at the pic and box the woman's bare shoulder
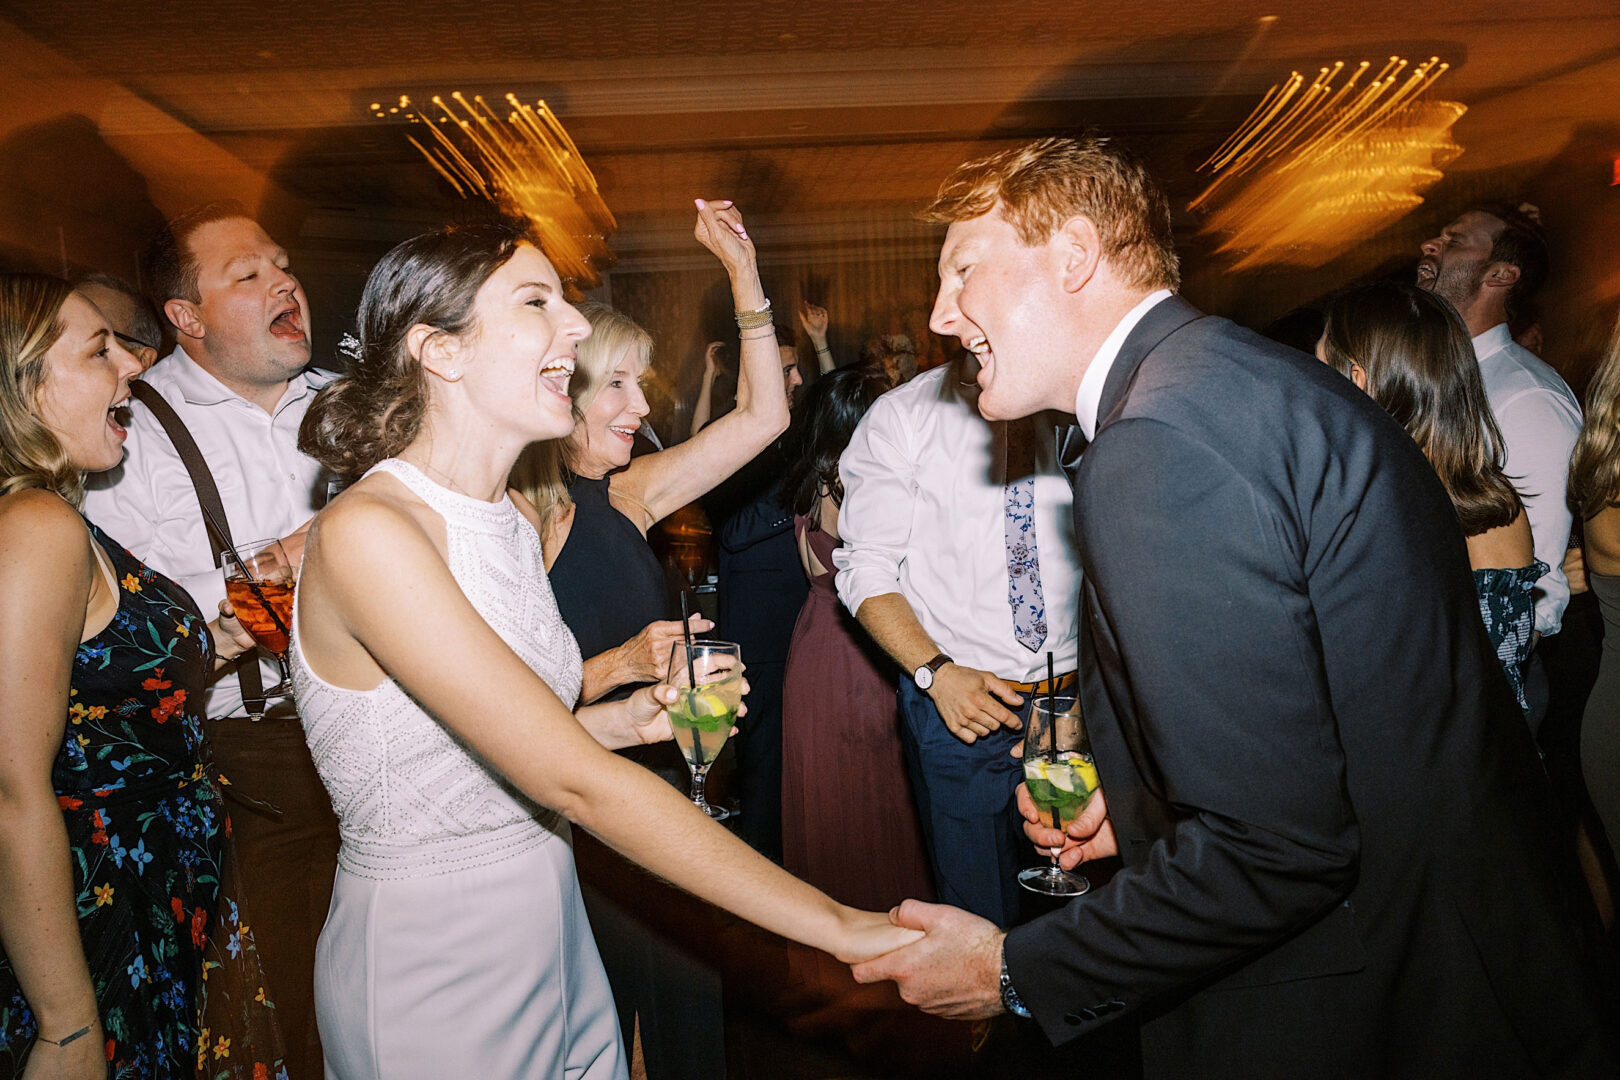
[0,489,91,565]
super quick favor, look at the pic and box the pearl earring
[445,368,462,382]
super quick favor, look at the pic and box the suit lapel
[1095,294,1205,435]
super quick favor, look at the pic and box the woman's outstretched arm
[303,493,920,964]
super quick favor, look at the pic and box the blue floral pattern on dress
[1474,560,1547,716]
[0,520,283,1080]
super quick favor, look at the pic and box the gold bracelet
[734,301,773,331]
[739,326,777,340]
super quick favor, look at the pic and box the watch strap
[1000,946,1031,1019]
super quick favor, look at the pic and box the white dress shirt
[1073,289,1173,439]
[82,347,332,718]
[1471,323,1583,636]
[834,366,1080,682]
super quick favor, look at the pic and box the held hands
[692,198,756,276]
[850,901,1005,1020]
[797,302,830,348]
[622,614,713,686]
[831,905,926,965]
[927,663,1023,744]
[1018,782,1117,868]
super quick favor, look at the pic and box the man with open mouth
[82,201,340,1080]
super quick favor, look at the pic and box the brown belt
[1004,670,1077,696]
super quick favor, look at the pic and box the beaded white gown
[290,458,626,1080]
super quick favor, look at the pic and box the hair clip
[337,332,363,362]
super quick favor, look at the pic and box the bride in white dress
[289,203,919,1080]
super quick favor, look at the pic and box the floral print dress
[0,520,283,1080]
[1474,559,1548,717]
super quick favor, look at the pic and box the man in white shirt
[1417,206,1582,724]
[834,360,1080,927]
[81,202,338,1078]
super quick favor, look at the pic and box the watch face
[914,665,934,690]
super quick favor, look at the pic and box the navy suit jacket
[1004,296,1612,1078]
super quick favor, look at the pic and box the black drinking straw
[679,591,703,766]
[1046,651,1060,831]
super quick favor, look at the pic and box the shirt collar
[157,345,317,412]
[1072,289,1173,439]
[1470,321,1513,363]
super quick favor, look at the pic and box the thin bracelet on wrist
[739,326,777,340]
[37,1022,94,1048]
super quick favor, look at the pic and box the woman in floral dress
[0,275,275,1079]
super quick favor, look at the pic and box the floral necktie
[1004,420,1047,653]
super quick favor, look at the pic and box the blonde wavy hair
[1569,309,1620,520]
[0,274,84,506]
[511,301,653,530]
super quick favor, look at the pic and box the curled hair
[299,222,529,480]
[778,366,891,522]
[1569,309,1620,520]
[921,135,1180,292]
[1322,280,1521,536]
[511,302,652,531]
[0,273,83,504]
[141,200,252,316]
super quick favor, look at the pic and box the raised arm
[304,494,917,964]
[689,343,723,440]
[0,493,106,1074]
[614,200,791,524]
[799,302,836,373]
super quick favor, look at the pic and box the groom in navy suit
[853,136,1614,1077]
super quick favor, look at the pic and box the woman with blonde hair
[1320,280,1544,712]
[512,200,796,707]
[0,275,268,1079]
[1568,311,1620,891]
[292,213,915,1079]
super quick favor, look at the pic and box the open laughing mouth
[269,303,305,341]
[1416,260,1438,286]
[108,394,131,437]
[539,354,574,398]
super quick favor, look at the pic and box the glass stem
[691,767,710,808]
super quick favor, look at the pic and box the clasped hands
[846,779,1115,1019]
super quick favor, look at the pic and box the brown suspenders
[127,380,268,717]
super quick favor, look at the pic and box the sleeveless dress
[289,459,624,1080]
[780,518,933,911]
[1473,559,1547,715]
[0,520,281,1080]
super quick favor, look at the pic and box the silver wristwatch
[999,947,1031,1019]
[913,652,952,691]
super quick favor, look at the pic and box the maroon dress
[780,518,933,910]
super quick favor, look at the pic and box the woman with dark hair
[0,275,273,1079]
[778,367,933,910]
[1568,311,1620,889]
[293,221,916,1080]
[1320,280,1544,712]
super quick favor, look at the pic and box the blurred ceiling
[1,1,1618,293]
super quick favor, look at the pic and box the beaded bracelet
[734,301,774,331]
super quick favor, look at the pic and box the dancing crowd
[1,134,1618,1080]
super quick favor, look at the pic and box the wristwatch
[913,652,952,691]
[999,947,1031,1019]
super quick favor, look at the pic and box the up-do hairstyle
[0,273,84,504]
[141,201,254,320]
[1322,280,1522,536]
[921,135,1180,292]
[1478,202,1549,322]
[1568,308,1620,520]
[299,221,530,480]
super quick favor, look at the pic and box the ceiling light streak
[1192,56,1464,271]
[373,92,615,287]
